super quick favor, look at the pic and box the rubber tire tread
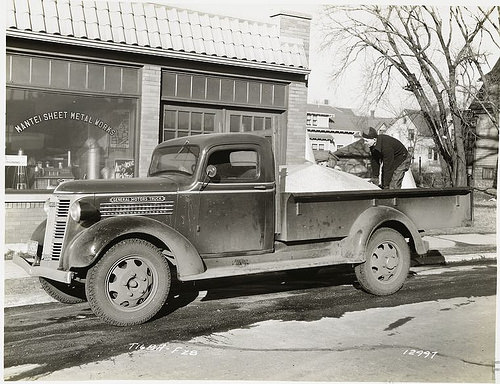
[85,239,171,326]
[39,277,87,304]
[354,228,410,296]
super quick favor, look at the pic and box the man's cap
[362,127,378,139]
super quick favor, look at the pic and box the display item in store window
[84,138,102,180]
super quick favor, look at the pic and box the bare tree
[320,5,499,186]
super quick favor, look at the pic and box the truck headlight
[70,201,98,222]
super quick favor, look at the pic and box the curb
[441,252,497,264]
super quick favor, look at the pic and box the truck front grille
[100,201,175,217]
[44,197,71,261]
[52,198,70,260]
[54,221,67,239]
[57,199,70,216]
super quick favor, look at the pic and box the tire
[354,228,410,296]
[85,239,171,326]
[39,277,87,304]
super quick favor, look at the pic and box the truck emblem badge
[109,196,167,203]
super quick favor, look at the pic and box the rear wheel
[354,228,410,296]
[86,239,171,326]
[39,277,86,304]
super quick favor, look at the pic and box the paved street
[4,261,496,382]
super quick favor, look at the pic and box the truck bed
[277,187,472,242]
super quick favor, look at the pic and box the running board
[179,239,364,281]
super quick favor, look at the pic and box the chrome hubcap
[370,242,400,282]
[106,257,155,309]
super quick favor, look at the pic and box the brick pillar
[271,11,311,164]
[286,81,308,164]
[138,65,161,177]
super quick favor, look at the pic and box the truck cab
[148,134,276,255]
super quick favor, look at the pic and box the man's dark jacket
[370,134,408,188]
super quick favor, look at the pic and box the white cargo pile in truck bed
[283,163,380,192]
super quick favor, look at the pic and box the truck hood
[54,176,185,194]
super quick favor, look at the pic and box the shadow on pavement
[411,250,446,266]
[153,265,358,320]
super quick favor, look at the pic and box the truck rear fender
[64,216,205,279]
[346,206,427,261]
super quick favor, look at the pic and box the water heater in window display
[84,138,101,180]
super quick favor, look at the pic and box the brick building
[5,0,311,245]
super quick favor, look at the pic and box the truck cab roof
[154,133,275,183]
[155,133,272,150]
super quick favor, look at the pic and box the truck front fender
[345,206,427,261]
[31,219,47,258]
[64,216,205,279]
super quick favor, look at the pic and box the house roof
[306,103,397,133]
[485,57,500,81]
[307,103,356,116]
[331,138,370,158]
[309,132,334,141]
[469,57,500,111]
[329,113,361,132]
[312,150,331,162]
[401,109,432,136]
[359,115,394,132]
[6,0,309,73]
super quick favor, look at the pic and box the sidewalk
[3,233,497,308]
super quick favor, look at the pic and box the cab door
[195,144,275,255]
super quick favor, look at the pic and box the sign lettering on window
[14,112,117,136]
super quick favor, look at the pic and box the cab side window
[207,149,259,183]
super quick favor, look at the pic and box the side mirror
[206,165,217,178]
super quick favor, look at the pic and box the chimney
[271,11,312,62]
[324,99,329,105]
[370,110,375,118]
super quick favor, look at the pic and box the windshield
[148,144,200,177]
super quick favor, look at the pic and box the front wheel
[354,228,410,296]
[39,277,86,304]
[86,239,171,326]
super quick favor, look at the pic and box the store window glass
[162,106,221,141]
[5,89,137,190]
[88,64,105,91]
[227,112,274,136]
[51,60,70,89]
[248,82,261,104]
[69,62,87,89]
[192,75,206,99]
[261,83,273,105]
[31,58,50,87]
[6,54,140,95]
[11,55,30,84]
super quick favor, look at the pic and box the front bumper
[13,254,74,284]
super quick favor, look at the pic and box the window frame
[161,70,288,110]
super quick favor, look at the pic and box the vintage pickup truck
[14,133,472,326]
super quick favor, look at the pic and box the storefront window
[5,89,137,190]
[161,70,288,109]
